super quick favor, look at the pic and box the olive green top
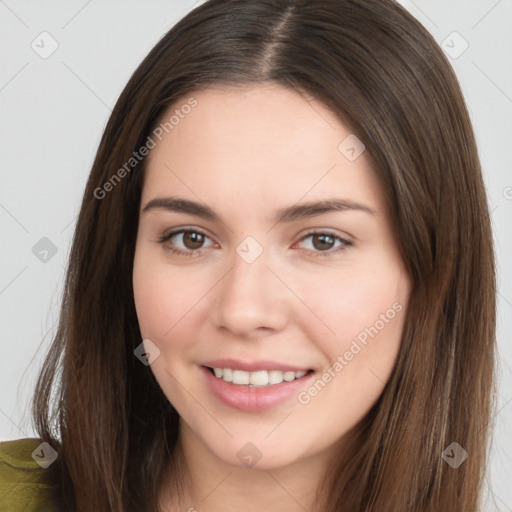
[0,438,58,511]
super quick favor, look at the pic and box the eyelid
[295,227,353,243]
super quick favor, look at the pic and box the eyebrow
[141,196,376,224]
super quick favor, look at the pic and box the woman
[0,0,496,510]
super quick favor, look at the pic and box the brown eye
[181,231,205,250]
[311,233,336,251]
[296,231,352,257]
[157,229,214,257]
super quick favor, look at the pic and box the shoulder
[0,437,60,511]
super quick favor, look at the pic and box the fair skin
[132,83,411,512]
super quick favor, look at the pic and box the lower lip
[201,366,314,412]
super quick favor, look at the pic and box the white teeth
[283,371,296,382]
[232,370,250,385]
[210,368,309,387]
[268,370,284,385]
[249,371,268,386]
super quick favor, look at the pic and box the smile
[201,362,315,412]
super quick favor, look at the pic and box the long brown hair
[32,0,496,510]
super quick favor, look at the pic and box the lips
[200,359,315,412]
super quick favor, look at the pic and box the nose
[210,245,291,338]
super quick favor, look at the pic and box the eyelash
[157,228,352,258]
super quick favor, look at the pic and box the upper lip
[202,359,312,373]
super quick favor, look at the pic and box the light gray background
[1,1,511,509]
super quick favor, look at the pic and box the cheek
[295,256,410,410]
[133,275,193,346]
[132,256,199,407]
[133,245,190,336]
[298,262,408,347]
[133,253,164,337]
[133,250,214,367]
[294,268,408,427]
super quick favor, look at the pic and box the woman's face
[133,83,411,469]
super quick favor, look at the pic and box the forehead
[142,83,383,215]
